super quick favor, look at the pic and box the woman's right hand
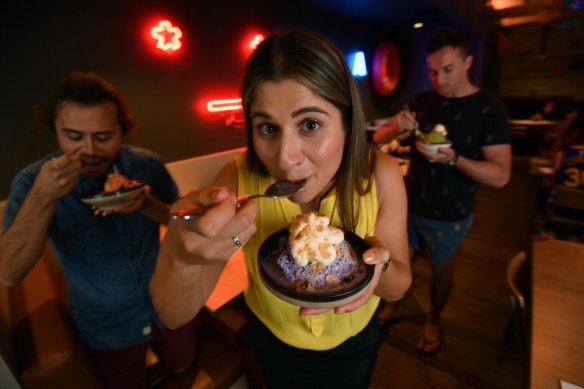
[163,186,257,269]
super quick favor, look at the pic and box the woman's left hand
[298,235,390,316]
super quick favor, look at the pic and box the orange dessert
[104,172,141,193]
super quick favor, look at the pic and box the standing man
[0,71,196,387]
[376,27,512,355]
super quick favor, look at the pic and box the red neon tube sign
[206,99,242,112]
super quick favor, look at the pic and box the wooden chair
[499,251,529,361]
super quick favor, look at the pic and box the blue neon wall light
[348,51,368,77]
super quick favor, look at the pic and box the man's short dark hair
[39,71,135,135]
[428,27,471,57]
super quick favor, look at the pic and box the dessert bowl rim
[82,183,146,200]
[257,227,375,306]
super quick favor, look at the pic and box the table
[510,119,557,128]
[510,119,557,157]
[531,238,584,388]
[529,157,553,176]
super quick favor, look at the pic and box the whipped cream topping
[433,123,447,134]
[288,211,344,267]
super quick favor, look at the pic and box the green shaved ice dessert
[420,123,449,144]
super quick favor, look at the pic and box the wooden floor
[370,156,536,389]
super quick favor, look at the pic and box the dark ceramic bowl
[258,228,374,309]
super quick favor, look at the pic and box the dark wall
[0,0,468,198]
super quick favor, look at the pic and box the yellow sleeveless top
[236,154,380,350]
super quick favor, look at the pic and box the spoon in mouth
[170,178,307,220]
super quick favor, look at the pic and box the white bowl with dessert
[258,212,374,309]
[417,123,452,154]
[81,172,145,211]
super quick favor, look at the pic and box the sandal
[417,327,443,356]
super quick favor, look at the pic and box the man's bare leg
[417,260,454,354]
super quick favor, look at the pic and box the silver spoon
[169,179,307,220]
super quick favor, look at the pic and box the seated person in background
[532,102,583,212]
[0,71,195,388]
[150,30,412,389]
[530,100,560,121]
[536,101,579,157]
[548,101,584,154]
[549,102,584,225]
[552,102,584,170]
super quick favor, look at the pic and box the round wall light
[371,41,401,96]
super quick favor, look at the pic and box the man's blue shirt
[3,145,179,350]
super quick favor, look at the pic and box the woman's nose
[277,134,303,170]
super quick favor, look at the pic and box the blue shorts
[407,213,474,263]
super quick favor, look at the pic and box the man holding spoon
[375,27,512,355]
[0,71,195,388]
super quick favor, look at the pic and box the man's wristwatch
[448,151,459,166]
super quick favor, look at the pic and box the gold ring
[231,235,242,248]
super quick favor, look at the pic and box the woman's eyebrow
[250,106,330,121]
[250,111,271,120]
[292,106,330,118]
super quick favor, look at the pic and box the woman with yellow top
[150,30,412,388]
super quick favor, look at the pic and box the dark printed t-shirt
[406,90,511,221]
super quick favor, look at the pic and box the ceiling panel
[306,0,449,29]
